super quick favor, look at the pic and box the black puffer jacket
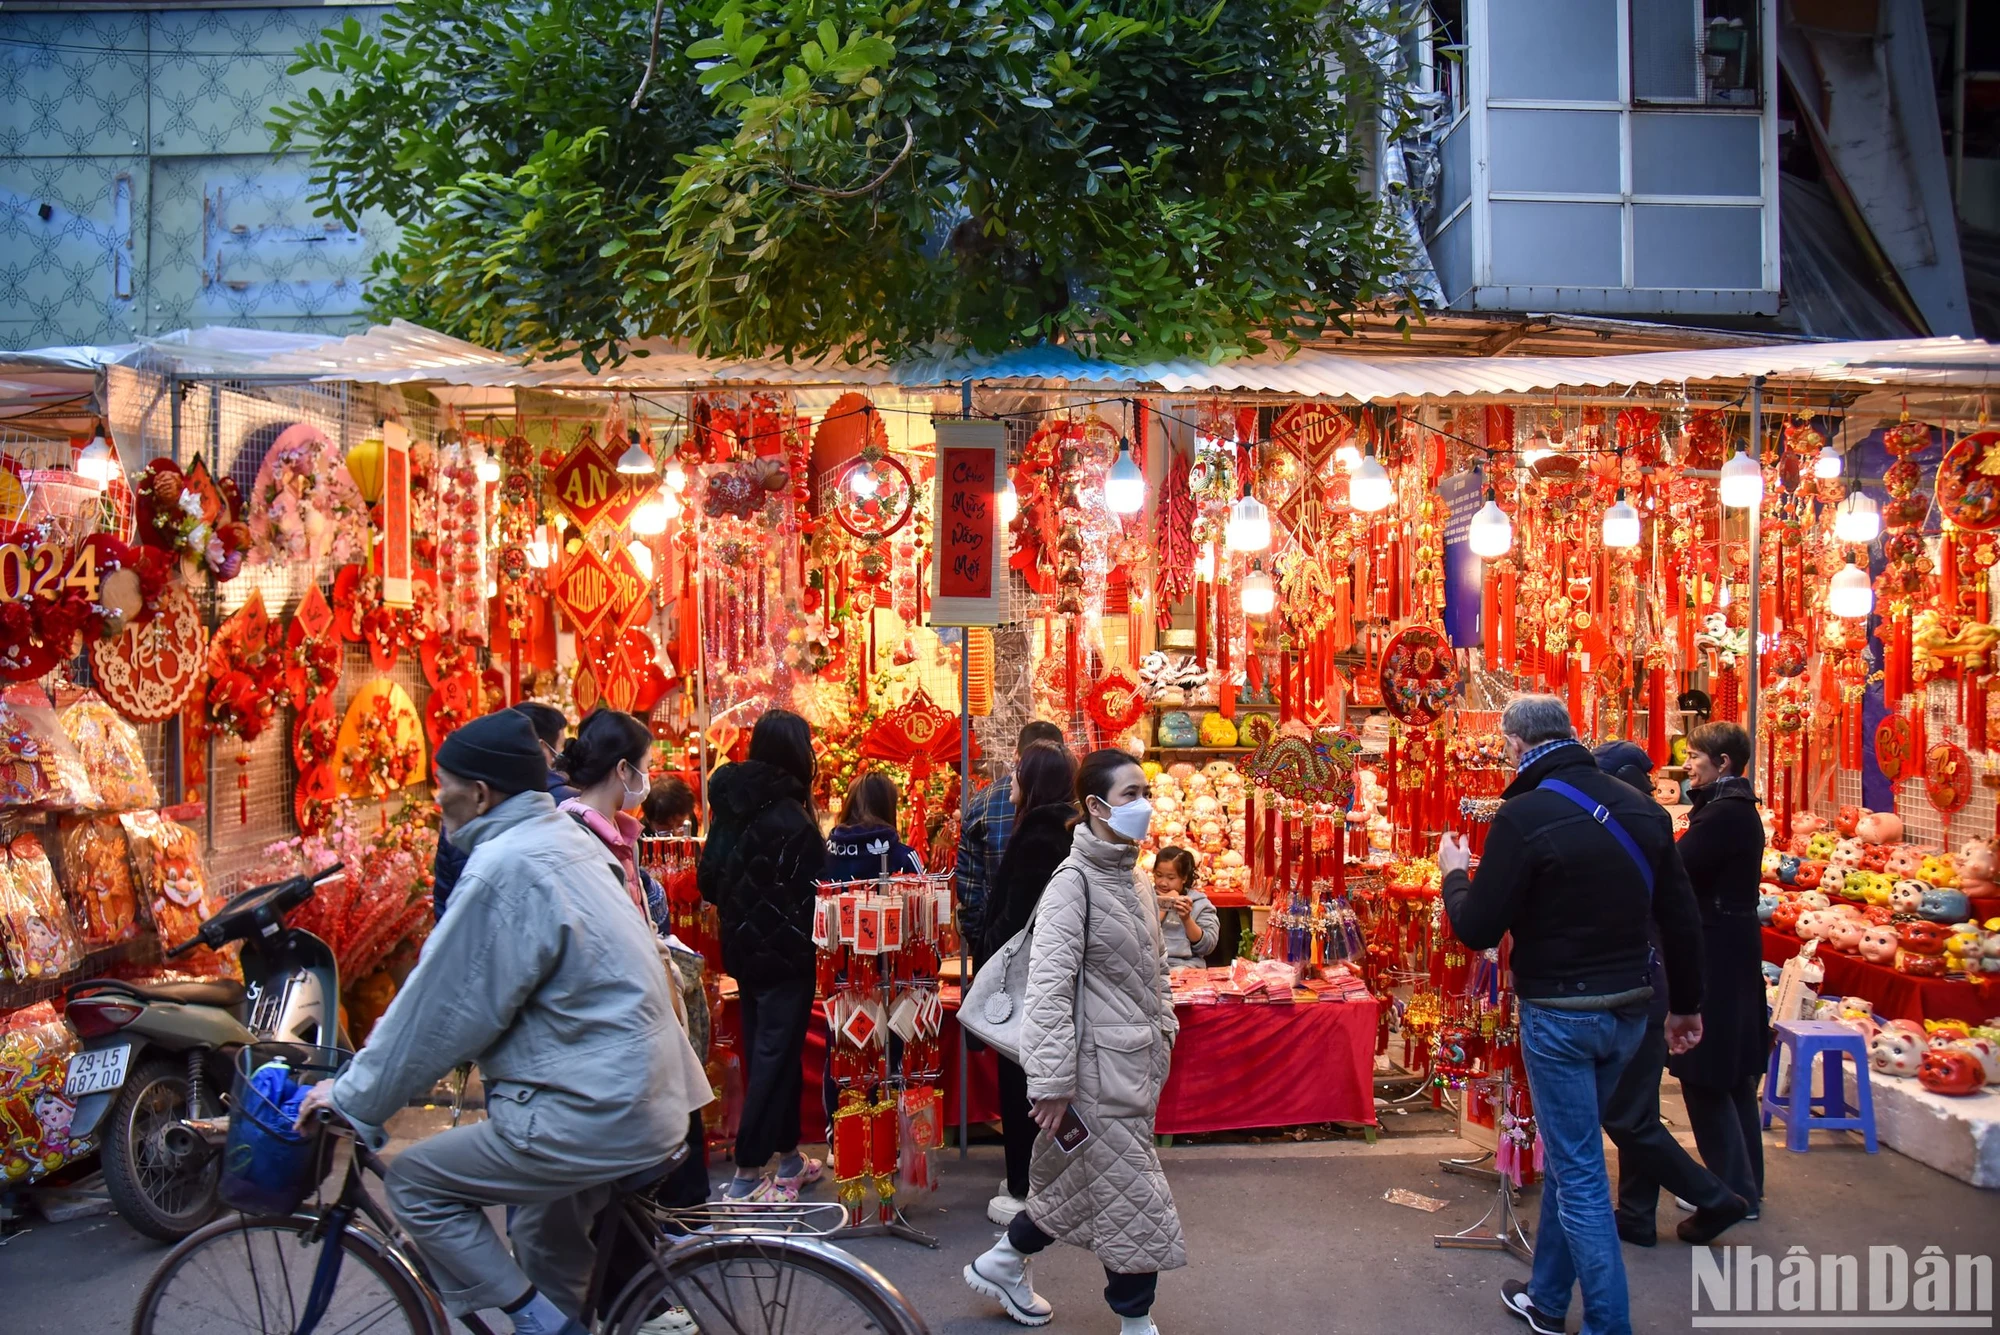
[698,760,826,989]
[1669,777,1770,1088]
[1442,742,1705,1013]
[976,804,1077,967]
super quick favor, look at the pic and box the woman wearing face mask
[556,708,660,924]
[964,748,1184,1335]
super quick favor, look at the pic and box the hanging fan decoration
[336,681,426,804]
[1378,624,1463,727]
[857,687,979,858]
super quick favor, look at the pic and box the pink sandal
[772,1155,823,1192]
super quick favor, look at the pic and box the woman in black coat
[972,740,1077,1225]
[1670,721,1770,1217]
[699,709,827,1201]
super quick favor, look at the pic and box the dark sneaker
[1501,1278,1566,1335]
[1677,1193,1751,1244]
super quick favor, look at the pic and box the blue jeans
[1520,1001,1647,1335]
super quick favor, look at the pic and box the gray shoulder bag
[959,866,1089,1067]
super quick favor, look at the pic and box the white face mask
[620,761,649,809]
[1092,794,1153,844]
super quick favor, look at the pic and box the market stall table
[713,992,1380,1142]
[1761,927,1995,1026]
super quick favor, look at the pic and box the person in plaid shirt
[955,720,1066,945]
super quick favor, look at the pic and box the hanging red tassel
[1646,668,1669,765]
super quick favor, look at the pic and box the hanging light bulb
[1520,432,1555,469]
[1718,445,1762,509]
[848,459,880,498]
[662,457,688,493]
[615,437,655,475]
[1225,494,1272,552]
[525,531,552,569]
[1602,490,1641,549]
[1335,441,1362,470]
[1468,490,1513,559]
[999,474,1019,525]
[1349,448,1395,514]
[661,489,683,520]
[1814,444,1843,480]
[1833,490,1881,544]
[1828,562,1874,618]
[1240,561,1276,616]
[627,539,655,580]
[76,427,116,487]
[630,496,670,536]
[1104,439,1145,514]
[475,449,501,484]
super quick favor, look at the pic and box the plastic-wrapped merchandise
[0,835,83,982]
[0,1000,92,1183]
[0,684,98,810]
[58,692,159,812]
[58,815,141,947]
[121,809,232,975]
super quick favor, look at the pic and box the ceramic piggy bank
[1899,920,1953,955]
[1757,893,1780,925]
[1960,839,1999,894]
[1918,1048,1988,1096]
[1827,919,1866,954]
[1777,855,1802,885]
[1891,881,1928,914]
[1821,867,1851,899]
[1794,862,1825,892]
[1859,926,1901,964]
[1796,909,1832,941]
[1808,832,1838,861]
[1795,812,1831,840]
[1949,1037,2000,1084]
[1837,805,1864,837]
[1857,810,1904,845]
[1798,890,1830,912]
[1871,1027,1927,1077]
[1771,899,1804,935]
[1830,838,1866,872]
[1762,849,1784,882]
[1920,888,1971,923]
[1885,845,1925,878]
[1919,855,1957,888]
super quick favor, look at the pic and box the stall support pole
[958,377,972,1161]
[1746,376,1763,784]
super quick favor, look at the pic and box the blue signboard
[1437,470,1485,649]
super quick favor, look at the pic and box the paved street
[5,1088,1997,1335]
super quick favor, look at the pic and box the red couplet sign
[928,418,1005,626]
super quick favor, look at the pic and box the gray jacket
[1160,888,1220,969]
[331,790,710,1168]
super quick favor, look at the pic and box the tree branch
[629,0,669,110]
[778,117,915,198]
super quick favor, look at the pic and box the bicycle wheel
[132,1213,431,1335]
[608,1236,924,1335]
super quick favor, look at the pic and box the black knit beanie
[436,709,548,796]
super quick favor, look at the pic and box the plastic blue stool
[1759,1019,1878,1153]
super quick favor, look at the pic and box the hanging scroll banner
[928,418,1005,627]
[381,421,413,607]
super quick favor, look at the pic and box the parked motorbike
[61,863,345,1241]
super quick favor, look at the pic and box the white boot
[1117,1318,1160,1335]
[963,1235,1054,1327]
[987,1189,1029,1227]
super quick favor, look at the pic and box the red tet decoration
[859,687,979,854]
[1086,669,1148,735]
[550,430,643,531]
[1926,741,1973,815]
[1936,430,2000,533]
[1876,715,1914,783]
[553,544,617,638]
[90,583,208,724]
[1378,624,1463,727]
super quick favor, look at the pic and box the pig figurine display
[1857,810,1905,845]
[1756,892,1781,925]
[1885,845,1925,878]
[1821,867,1851,899]
[1960,839,1999,895]
[1890,881,1928,914]
[1859,925,1901,964]
[1830,838,1866,872]
[1918,1047,1989,1096]
[1795,909,1833,942]
[1836,805,1864,838]
[1871,1025,1928,1077]
[1771,899,1805,935]
[1948,1037,2000,1084]
[1919,888,1972,923]
[1798,889,1831,912]
[1793,862,1825,892]
[1826,918,1866,954]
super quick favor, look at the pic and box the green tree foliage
[274,0,1419,369]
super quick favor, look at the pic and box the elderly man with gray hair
[1437,694,1705,1335]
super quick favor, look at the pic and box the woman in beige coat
[964,748,1185,1334]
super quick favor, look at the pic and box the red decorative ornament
[91,583,208,723]
[1876,715,1914,783]
[858,687,978,844]
[1085,669,1148,735]
[830,452,916,541]
[1378,624,1463,727]
[1768,628,1809,679]
[1936,430,2000,533]
[1926,741,1973,815]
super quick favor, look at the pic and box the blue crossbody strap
[1538,778,1655,900]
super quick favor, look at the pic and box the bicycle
[131,1104,929,1335]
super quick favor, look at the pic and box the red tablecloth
[719,993,1379,1142]
[1760,927,1996,1025]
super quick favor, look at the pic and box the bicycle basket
[218,1042,343,1216]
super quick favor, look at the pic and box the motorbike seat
[119,978,247,1007]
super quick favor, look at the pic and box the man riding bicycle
[298,710,711,1335]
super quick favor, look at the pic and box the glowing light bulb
[1240,563,1276,616]
[1225,494,1271,552]
[475,450,501,483]
[616,439,655,475]
[1349,453,1395,514]
[1829,562,1874,618]
[77,432,115,486]
[849,461,880,498]
[662,458,688,493]
[1719,446,1762,509]
[631,498,669,536]
[1468,497,1513,559]
[1335,442,1362,470]
[1833,491,1880,544]
[1814,445,1842,480]
[999,475,1019,525]
[1602,491,1641,549]
[1104,440,1145,515]
[627,539,655,580]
